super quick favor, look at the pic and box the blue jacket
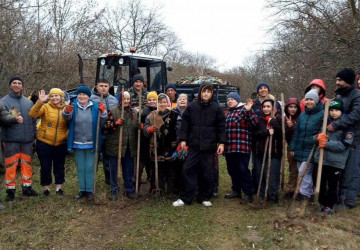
[64,101,105,152]
[290,101,324,162]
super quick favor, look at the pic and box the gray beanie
[304,89,319,103]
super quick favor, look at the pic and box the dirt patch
[243,230,264,243]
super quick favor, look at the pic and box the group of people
[0,68,359,215]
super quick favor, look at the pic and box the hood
[305,79,326,100]
[198,82,214,103]
[285,97,301,118]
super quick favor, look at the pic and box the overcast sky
[102,0,271,71]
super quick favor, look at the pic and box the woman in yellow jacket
[29,88,68,196]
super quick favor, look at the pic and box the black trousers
[319,165,342,208]
[180,149,215,204]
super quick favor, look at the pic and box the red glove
[317,134,329,148]
[146,126,157,134]
[65,105,74,113]
[115,119,123,126]
[98,102,106,114]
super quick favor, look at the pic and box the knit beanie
[304,89,319,103]
[336,68,356,85]
[165,83,177,92]
[256,82,270,93]
[226,92,241,103]
[75,85,92,97]
[329,99,343,112]
[147,91,158,100]
[9,76,23,86]
[49,88,65,97]
[133,74,144,84]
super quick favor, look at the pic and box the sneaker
[172,199,185,207]
[22,186,38,197]
[202,201,212,207]
[224,191,241,199]
[323,207,335,215]
[43,190,50,196]
[74,191,87,200]
[56,189,64,196]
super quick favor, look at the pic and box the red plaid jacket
[225,105,258,154]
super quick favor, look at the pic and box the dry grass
[0,155,359,249]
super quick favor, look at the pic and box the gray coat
[314,129,354,169]
[1,91,36,143]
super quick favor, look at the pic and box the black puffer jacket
[179,82,225,151]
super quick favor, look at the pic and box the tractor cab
[95,49,171,93]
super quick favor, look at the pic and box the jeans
[225,152,253,196]
[74,149,95,192]
[254,156,281,200]
[108,149,135,194]
[37,140,67,186]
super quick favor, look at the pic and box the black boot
[22,186,38,197]
[86,192,94,201]
[74,191,87,200]
[6,189,15,201]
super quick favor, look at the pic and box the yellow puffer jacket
[29,100,68,146]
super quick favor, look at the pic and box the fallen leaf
[320,245,328,249]
[77,208,84,214]
[296,207,302,213]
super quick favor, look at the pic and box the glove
[65,105,74,113]
[137,123,144,130]
[146,126,158,134]
[115,119,123,126]
[317,134,329,148]
[98,102,106,114]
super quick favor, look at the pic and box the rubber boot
[5,189,15,201]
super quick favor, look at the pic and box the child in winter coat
[63,86,107,201]
[173,82,225,207]
[300,79,328,112]
[224,92,258,204]
[102,91,138,200]
[315,100,353,215]
[290,89,324,201]
[29,88,68,196]
[144,93,179,194]
[284,98,301,195]
[252,99,282,203]
[138,91,158,186]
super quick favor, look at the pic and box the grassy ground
[0,155,360,249]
